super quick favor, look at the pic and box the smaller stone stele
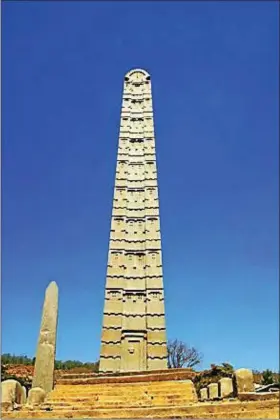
[218,377,233,398]
[233,368,255,395]
[208,383,219,400]
[32,281,59,393]
[1,379,22,411]
[199,387,208,401]
[27,387,46,406]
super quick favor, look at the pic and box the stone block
[219,377,233,398]
[147,314,166,329]
[208,383,219,400]
[103,314,122,328]
[1,379,22,409]
[233,368,255,395]
[99,357,121,373]
[147,358,168,371]
[146,277,165,289]
[104,299,123,314]
[101,329,121,343]
[27,387,46,405]
[147,330,166,343]
[147,344,168,358]
[147,300,165,315]
[200,387,208,401]
[122,314,146,330]
[100,343,121,357]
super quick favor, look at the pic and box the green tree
[2,353,100,373]
[262,369,274,385]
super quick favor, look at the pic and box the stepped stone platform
[2,371,279,419]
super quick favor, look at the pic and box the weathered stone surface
[1,379,22,409]
[27,387,46,406]
[208,383,219,400]
[200,387,208,401]
[1,399,280,419]
[99,69,168,373]
[218,377,233,398]
[20,386,27,405]
[233,368,255,395]
[32,281,58,393]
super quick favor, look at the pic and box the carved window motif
[152,253,156,260]
[151,291,159,299]
[118,161,126,176]
[127,294,132,300]
[113,253,119,260]
[128,254,133,261]
[122,98,130,110]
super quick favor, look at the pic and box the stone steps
[2,400,279,419]
[49,388,190,397]
[44,396,191,404]
[46,394,189,401]
[40,379,197,411]
[48,381,194,397]
[41,399,193,409]
[48,392,192,399]
[52,381,190,389]
[53,383,190,391]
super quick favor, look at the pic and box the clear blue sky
[2,1,279,372]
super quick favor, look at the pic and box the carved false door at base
[121,333,146,372]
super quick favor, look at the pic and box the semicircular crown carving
[125,68,150,82]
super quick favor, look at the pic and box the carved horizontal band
[99,355,121,360]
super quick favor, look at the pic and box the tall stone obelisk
[99,69,168,373]
[32,281,58,393]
